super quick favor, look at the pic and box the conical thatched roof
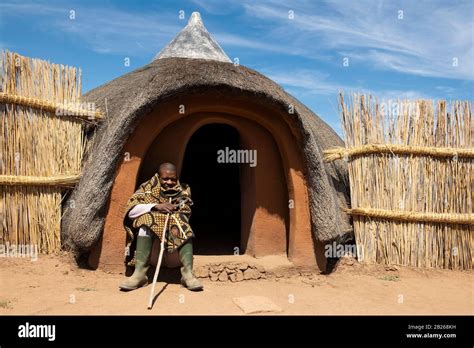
[62,57,352,253]
[153,12,231,63]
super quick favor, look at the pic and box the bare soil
[0,252,472,315]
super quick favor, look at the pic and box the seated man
[119,162,203,291]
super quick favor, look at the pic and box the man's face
[159,169,178,189]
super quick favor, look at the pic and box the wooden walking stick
[147,198,172,310]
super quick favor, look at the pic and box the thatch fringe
[1,50,86,253]
[338,93,472,269]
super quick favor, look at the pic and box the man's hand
[153,203,176,213]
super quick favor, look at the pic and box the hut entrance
[94,107,320,272]
[180,124,241,255]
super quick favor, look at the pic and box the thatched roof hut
[62,12,352,272]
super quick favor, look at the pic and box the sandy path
[0,253,472,315]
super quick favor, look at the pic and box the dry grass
[338,94,472,270]
[0,50,85,253]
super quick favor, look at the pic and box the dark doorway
[180,124,241,255]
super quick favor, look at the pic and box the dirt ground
[0,252,472,315]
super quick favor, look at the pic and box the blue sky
[1,0,473,135]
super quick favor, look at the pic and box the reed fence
[325,94,472,269]
[1,50,102,253]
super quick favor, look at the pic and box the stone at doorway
[194,266,209,278]
[218,270,228,281]
[243,268,261,280]
[232,296,283,314]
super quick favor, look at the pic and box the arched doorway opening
[133,112,290,260]
[180,124,241,255]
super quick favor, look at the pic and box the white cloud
[190,0,240,15]
[0,1,181,56]
[0,2,63,15]
[262,67,433,100]
[55,10,180,55]
[262,68,341,95]
[240,0,474,80]
[215,32,310,57]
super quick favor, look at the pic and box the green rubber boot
[179,240,203,291]
[119,236,152,290]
